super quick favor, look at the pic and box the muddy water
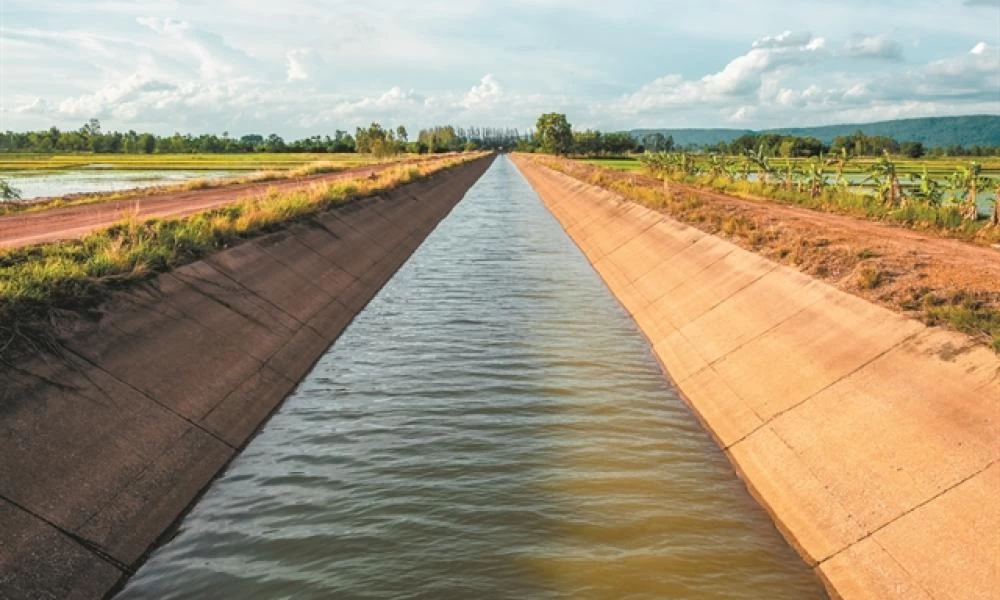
[119,157,825,599]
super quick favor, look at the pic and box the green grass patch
[923,292,1000,351]
[0,155,481,340]
[579,158,643,172]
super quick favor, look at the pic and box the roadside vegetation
[0,155,439,216]
[528,153,1000,352]
[0,153,486,343]
[636,150,1000,239]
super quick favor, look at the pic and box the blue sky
[1,0,998,136]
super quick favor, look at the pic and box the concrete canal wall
[0,156,494,599]
[512,155,999,600]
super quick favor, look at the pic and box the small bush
[856,265,886,289]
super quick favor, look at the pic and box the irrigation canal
[118,157,825,599]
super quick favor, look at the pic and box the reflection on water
[0,169,236,200]
[119,157,826,599]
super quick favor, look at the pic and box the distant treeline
[707,131,1000,158]
[0,119,531,154]
[525,113,1000,158]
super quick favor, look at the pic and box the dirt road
[0,161,415,249]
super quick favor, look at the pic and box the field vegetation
[636,150,1000,233]
[0,154,440,216]
[528,153,1000,352]
[0,153,487,347]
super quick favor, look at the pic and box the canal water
[119,157,825,599]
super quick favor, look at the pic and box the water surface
[120,157,825,599]
[0,169,236,201]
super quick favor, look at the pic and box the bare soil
[537,156,1000,346]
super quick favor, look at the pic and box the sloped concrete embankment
[511,156,999,600]
[0,156,494,600]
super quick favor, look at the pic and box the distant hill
[632,115,1000,148]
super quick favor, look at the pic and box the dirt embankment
[536,156,1000,350]
[513,155,999,600]
[0,157,453,249]
[0,156,494,600]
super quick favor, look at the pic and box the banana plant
[707,154,729,178]
[746,144,773,185]
[908,166,944,206]
[827,147,852,188]
[778,159,796,191]
[992,181,999,227]
[948,162,990,221]
[866,151,902,207]
[723,162,742,183]
[675,152,698,177]
[803,155,827,198]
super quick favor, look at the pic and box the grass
[580,158,644,172]
[920,291,1000,352]
[0,154,485,336]
[856,265,887,289]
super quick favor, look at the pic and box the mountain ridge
[630,115,1000,148]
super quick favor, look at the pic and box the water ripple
[119,157,825,599]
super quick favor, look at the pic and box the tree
[84,118,101,136]
[396,125,408,143]
[0,178,21,204]
[900,141,925,159]
[535,113,573,155]
[643,132,667,152]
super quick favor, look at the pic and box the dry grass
[0,154,486,333]
[526,153,1000,352]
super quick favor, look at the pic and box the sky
[1,0,999,137]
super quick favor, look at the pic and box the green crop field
[579,158,644,172]
[579,156,1000,175]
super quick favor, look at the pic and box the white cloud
[286,49,309,82]
[618,32,828,114]
[752,30,814,49]
[461,74,502,109]
[845,33,903,59]
[4,5,999,134]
